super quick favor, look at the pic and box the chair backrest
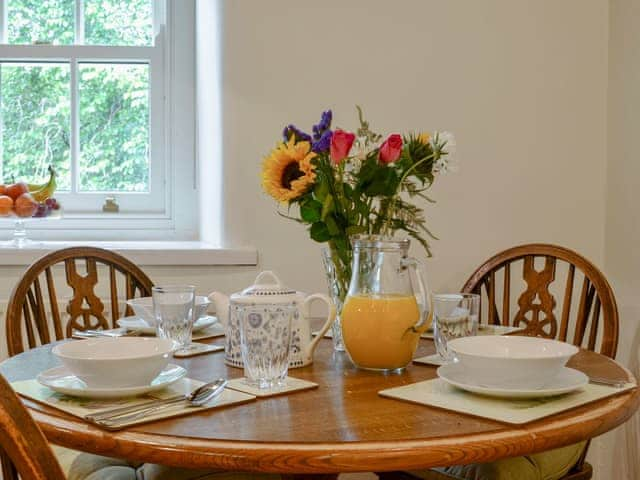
[5,246,153,357]
[462,243,619,358]
[0,373,65,480]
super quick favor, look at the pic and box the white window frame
[0,0,197,241]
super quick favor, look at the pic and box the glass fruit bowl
[0,199,62,248]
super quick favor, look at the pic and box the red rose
[379,134,403,164]
[330,129,356,164]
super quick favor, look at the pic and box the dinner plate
[117,315,218,335]
[437,363,588,398]
[421,324,521,339]
[37,364,187,399]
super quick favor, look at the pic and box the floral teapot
[209,271,336,368]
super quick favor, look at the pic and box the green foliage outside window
[1,0,152,192]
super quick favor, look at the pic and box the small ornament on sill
[102,197,119,213]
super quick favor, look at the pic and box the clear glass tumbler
[433,293,480,362]
[238,304,295,389]
[152,285,196,349]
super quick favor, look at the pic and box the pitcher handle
[302,293,337,355]
[401,256,433,334]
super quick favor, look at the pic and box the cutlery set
[86,378,228,429]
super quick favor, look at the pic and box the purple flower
[311,110,333,141]
[283,124,312,143]
[312,129,333,153]
[318,110,332,132]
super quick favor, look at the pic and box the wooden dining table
[0,335,638,476]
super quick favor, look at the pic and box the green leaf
[325,215,341,236]
[321,194,334,220]
[300,198,322,223]
[310,222,331,242]
[364,167,399,197]
[314,178,329,201]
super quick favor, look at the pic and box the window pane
[79,63,149,192]
[1,63,71,189]
[85,0,153,46]
[7,0,74,45]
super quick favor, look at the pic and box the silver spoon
[86,378,227,423]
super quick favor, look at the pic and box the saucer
[37,364,187,399]
[117,316,218,335]
[437,363,588,398]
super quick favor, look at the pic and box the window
[0,0,196,239]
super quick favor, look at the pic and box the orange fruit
[0,195,13,216]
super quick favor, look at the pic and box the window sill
[0,241,258,266]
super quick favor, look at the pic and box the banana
[30,166,57,202]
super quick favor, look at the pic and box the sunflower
[262,138,317,203]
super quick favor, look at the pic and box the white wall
[221,0,608,293]
[0,0,624,476]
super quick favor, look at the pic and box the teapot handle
[301,293,336,356]
[401,256,433,334]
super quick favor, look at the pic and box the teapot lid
[231,271,298,304]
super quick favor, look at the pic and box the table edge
[35,386,640,473]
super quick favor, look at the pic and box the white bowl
[447,336,578,389]
[126,295,211,326]
[52,338,174,388]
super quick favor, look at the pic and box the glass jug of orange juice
[341,236,432,371]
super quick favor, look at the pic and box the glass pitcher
[341,236,432,372]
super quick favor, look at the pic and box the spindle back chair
[5,246,153,357]
[0,372,65,480]
[379,244,618,480]
[462,243,618,358]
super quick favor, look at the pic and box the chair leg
[561,461,593,480]
[1,448,19,480]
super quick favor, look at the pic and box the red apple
[5,182,28,201]
[14,192,37,217]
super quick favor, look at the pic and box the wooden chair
[380,243,619,480]
[0,371,65,480]
[5,246,154,356]
[2,246,153,480]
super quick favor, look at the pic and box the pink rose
[379,134,403,164]
[330,129,356,165]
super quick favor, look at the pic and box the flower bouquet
[261,107,455,349]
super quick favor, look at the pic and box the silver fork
[86,379,227,423]
[72,329,140,338]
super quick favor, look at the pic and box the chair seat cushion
[408,442,586,480]
[67,452,139,480]
[140,464,281,480]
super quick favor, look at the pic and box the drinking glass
[152,285,196,349]
[238,304,295,389]
[433,293,480,362]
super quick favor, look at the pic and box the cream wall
[221,0,608,295]
[605,0,640,478]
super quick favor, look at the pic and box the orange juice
[341,294,421,370]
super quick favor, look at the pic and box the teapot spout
[208,292,230,328]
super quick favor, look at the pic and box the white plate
[37,363,187,399]
[117,315,218,335]
[437,363,588,398]
[421,324,521,339]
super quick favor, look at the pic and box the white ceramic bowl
[52,337,174,388]
[126,295,211,326]
[448,336,578,389]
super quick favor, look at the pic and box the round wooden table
[1,337,638,474]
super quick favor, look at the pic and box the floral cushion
[408,442,586,480]
[67,453,139,480]
[139,464,281,480]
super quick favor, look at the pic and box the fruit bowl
[0,166,62,247]
[0,209,63,248]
